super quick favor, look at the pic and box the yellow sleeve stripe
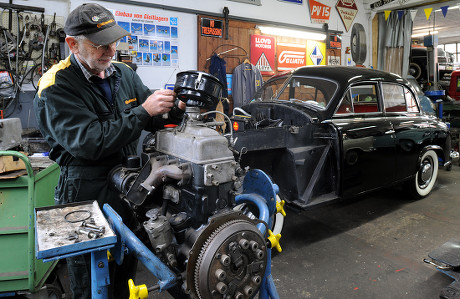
[37,56,72,97]
[112,60,133,71]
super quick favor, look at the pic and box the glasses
[88,40,121,51]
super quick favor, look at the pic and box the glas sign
[201,18,223,38]
[278,0,303,3]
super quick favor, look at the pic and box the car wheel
[409,62,422,80]
[407,150,438,199]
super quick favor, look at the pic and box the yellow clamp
[128,279,148,299]
[267,229,282,253]
[276,199,286,217]
[107,250,114,262]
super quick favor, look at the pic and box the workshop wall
[3,0,373,130]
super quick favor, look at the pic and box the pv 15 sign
[309,0,331,24]
[201,18,223,38]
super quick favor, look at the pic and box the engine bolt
[239,238,249,249]
[244,285,254,296]
[215,269,227,281]
[255,249,264,260]
[249,240,259,251]
[234,292,243,299]
[220,254,231,266]
[216,282,228,294]
[252,275,262,285]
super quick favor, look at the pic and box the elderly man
[34,3,184,298]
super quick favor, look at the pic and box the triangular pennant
[397,10,404,20]
[441,5,449,18]
[410,9,418,22]
[424,8,433,20]
[385,10,391,21]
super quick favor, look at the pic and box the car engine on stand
[109,71,280,299]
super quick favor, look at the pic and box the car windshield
[254,76,338,110]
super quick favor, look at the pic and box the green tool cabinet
[0,151,59,294]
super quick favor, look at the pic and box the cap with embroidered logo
[64,3,130,45]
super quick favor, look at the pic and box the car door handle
[385,129,395,135]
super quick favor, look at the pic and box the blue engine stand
[36,169,280,299]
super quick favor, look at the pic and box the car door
[332,83,396,197]
[381,82,432,181]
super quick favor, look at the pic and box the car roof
[261,66,414,120]
[287,66,406,86]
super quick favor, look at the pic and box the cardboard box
[0,153,26,173]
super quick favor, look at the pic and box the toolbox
[0,151,59,294]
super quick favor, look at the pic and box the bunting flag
[440,6,449,18]
[384,10,391,20]
[410,9,417,22]
[424,8,433,20]
[382,5,452,22]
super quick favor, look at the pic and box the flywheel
[188,217,267,299]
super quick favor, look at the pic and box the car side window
[335,91,353,114]
[404,86,419,112]
[351,84,379,113]
[382,83,419,113]
[382,83,406,112]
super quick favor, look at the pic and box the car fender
[419,145,443,166]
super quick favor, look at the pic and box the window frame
[333,82,382,117]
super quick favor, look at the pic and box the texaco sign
[336,0,358,32]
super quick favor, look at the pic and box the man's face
[68,37,117,75]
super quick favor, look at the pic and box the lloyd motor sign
[250,35,275,75]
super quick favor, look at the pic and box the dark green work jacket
[34,54,182,209]
[34,54,180,168]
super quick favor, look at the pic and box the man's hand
[142,89,176,116]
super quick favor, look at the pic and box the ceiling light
[257,25,326,41]
[411,31,438,38]
[435,5,459,12]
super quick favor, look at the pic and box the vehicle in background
[232,66,451,211]
[409,47,454,83]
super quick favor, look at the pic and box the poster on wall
[336,0,358,32]
[306,41,326,65]
[308,0,331,24]
[113,9,179,67]
[277,42,306,71]
[250,35,276,75]
[327,49,341,65]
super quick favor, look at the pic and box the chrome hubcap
[419,160,433,188]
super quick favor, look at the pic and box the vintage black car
[231,66,451,210]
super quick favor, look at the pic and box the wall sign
[227,0,261,5]
[201,18,223,38]
[278,0,303,4]
[251,35,276,75]
[277,42,306,71]
[336,0,358,32]
[113,8,178,67]
[308,0,331,24]
[327,49,340,65]
[328,33,342,49]
[307,41,326,65]
[369,0,396,9]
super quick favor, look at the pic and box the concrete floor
[141,165,460,298]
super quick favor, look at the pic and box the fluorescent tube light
[411,31,438,38]
[257,25,326,40]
